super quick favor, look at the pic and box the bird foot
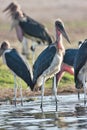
[56,100,58,111]
[14,100,16,107]
[40,104,43,112]
[21,100,23,106]
[84,99,86,106]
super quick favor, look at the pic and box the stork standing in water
[26,19,70,110]
[74,39,87,105]
[3,2,52,60]
[0,41,34,106]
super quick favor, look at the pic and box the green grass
[0,59,28,89]
[0,57,74,90]
[58,72,74,88]
[46,72,74,89]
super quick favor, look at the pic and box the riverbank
[0,85,83,101]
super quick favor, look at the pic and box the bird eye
[55,21,63,30]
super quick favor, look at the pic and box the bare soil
[0,86,83,102]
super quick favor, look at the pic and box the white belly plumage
[78,61,87,82]
[36,52,63,87]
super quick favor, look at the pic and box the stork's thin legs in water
[40,76,45,111]
[78,90,80,101]
[19,79,23,106]
[83,82,87,106]
[14,75,17,106]
[53,75,58,111]
[73,39,87,107]
[14,76,23,106]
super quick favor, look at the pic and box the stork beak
[3,3,14,12]
[3,2,20,13]
[55,19,71,44]
[60,27,71,44]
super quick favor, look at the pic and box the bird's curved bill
[60,27,71,44]
[3,3,13,12]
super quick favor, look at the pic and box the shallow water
[0,94,87,130]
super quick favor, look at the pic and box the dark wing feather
[33,45,56,83]
[19,15,52,44]
[5,49,34,90]
[63,49,78,66]
[74,41,87,83]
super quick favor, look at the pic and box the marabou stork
[74,39,87,105]
[3,2,52,59]
[0,41,33,106]
[28,19,70,110]
[56,48,78,86]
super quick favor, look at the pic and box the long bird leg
[40,76,45,111]
[53,74,58,111]
[83,81,87,106]
[15,77,23,106]
[78,90,80,101]
[19,79,23,106]
[14,75,17,106]
[22,37,29,59]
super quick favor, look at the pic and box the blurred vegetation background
[0,0,87,92]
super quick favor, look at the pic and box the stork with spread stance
[0,41,33,106]
[3,2,52,59]
[30,19,70,110]
[74,39,87,105]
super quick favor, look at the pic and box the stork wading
[21,19,70,110]
[74,39,87,105]
[0,41,33,106]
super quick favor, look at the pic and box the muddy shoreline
[0,86,83,101]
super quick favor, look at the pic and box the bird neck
[56,33,65,55]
